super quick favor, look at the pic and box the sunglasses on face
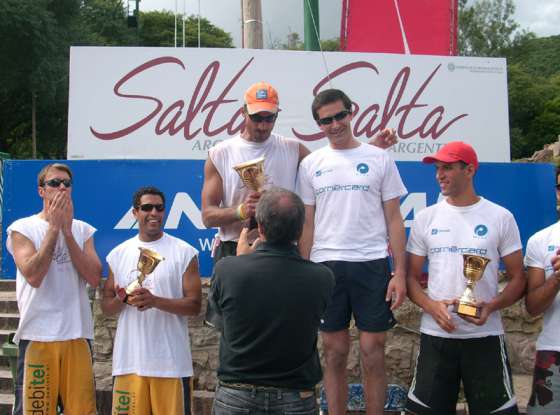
[139,203,165,212]
[317,110,351,125]
[43,178,72,188]
[248,113,277,123]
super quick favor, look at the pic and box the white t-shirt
[107,233,198,378]
[524,221,560,352]
[209,133,300,242]
[407,197,522,338]
[297,143,407,262]
[6,215,96,344]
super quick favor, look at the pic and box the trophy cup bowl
[454,254,491,318]
[124,247,165,297]
[233,157,266,229]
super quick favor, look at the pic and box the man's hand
[236,228,261,255]
[458,301,493,326]
[386,273,406,310]
[47,192,67,231]
[241,191,261,218]
[115,284,128,303]
[426,299,456,333]
[62,196,74,236]
[128,287,158,311]
[369,128,397,149]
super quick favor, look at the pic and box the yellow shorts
[17,339,96,415]
[113,374,192,415]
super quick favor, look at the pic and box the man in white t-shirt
[6,162,101,415]
[297,88,408,415]
[102,186,202,415]
[201,81,396,328]
[524,168,560,415]
[405,141,526,415]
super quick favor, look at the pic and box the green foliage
[458,0,534,57]
[272,32,339,51]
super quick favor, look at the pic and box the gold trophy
[454,254,491,318]
[233,156,266,229]
[119,247,164,304]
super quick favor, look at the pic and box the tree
[458,0,534,57]
[139,11,233,48]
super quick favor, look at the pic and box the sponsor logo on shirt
[548,245,557,252]
[473,224,488,239]
[429,246,488,256]
[315,184,370,196]
[431,228,450,235]
[314,168,334,177]
[356,163,369,175]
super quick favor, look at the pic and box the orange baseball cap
[244,82,279,114]
[422,141,479,170]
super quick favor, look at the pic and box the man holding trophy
[405,142,526,415]
[102,186,202,415]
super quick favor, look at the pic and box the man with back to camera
[201,81,397,328]
[405,141,526,415]
[297,88,408,415]
[524,168,560,414]
[102,186,202,415]
[6,162,101,415]
[210,187,335,414]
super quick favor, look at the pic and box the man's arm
[525,264,560,316]
[128,256,202,316]
[101,267,126,315]
[461,249,526,326]
[64,234,102,288]
[299,205,315,259]
[382,197,407,309]
[201,157,259,228]
[406,252,456,333]
[298,143,311,164]
[10,230,58,288]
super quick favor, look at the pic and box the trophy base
[454,302,481,318]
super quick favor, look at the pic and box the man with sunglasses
[6,163,101,415]
[102,186,202,415]
[201,82,396,328]
[297,89,407,415]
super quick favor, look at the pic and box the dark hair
[132,186,166,209]
[255,187,305,244]
[311,89,353,121]
[37,163,73,186]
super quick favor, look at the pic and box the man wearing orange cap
[405,141,525,415]
[201,82,396,328]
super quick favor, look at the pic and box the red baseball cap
[244,82,279,114]
[422,141,479,170]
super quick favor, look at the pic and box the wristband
[236,203,248,220]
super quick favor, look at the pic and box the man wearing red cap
[405,141,525,415]
[201,82,396,328]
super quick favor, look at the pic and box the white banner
[68,47,510,161]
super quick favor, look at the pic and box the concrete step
[0,392,13,415]
[0,369,12,395]
[0,281,15,292]
[0,293,17,314]
[0,313,19,331]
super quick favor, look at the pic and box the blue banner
[1,160,556,278]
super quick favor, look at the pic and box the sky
[139,0,560,48]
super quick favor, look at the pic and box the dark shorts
[319,258,396,332]
[406,334,518,415]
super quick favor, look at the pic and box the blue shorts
[319,258,396,332]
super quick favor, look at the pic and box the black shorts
[406,334,519,415]
[319,258,396,332]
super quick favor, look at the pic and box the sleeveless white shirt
[107,233,198,378]
[209,133,300,242]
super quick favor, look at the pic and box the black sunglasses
[317,110,351,125]
[248,113,277,123]
[44,178,72,188]
[139,203,165,212]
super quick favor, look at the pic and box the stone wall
[92,284,542,393]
